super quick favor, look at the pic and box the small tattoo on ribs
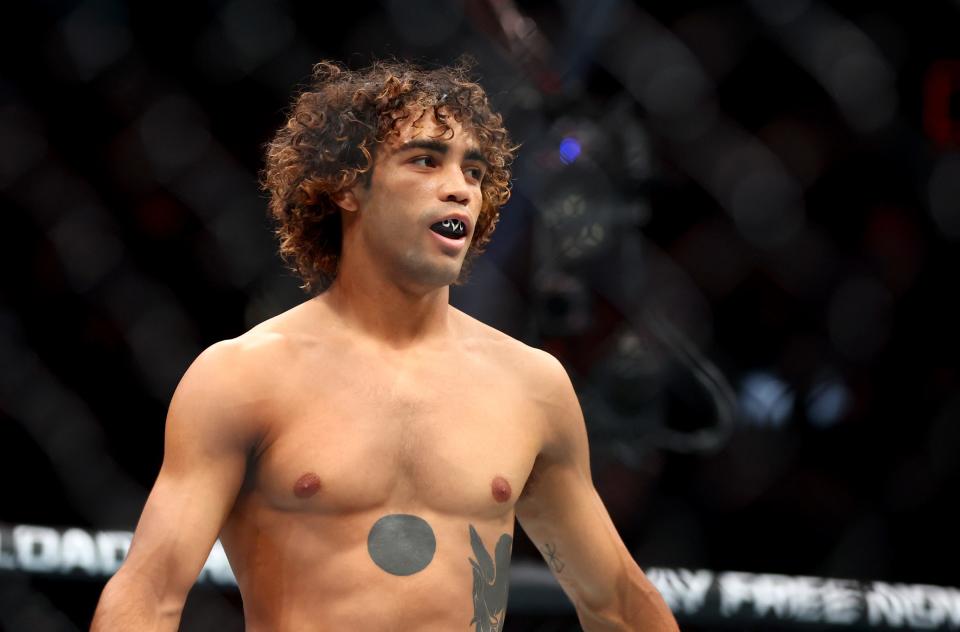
[544,542,565,573]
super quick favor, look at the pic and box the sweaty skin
[91,110,678,632]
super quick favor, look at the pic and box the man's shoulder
[173,334,282,413]
[196,330,290,376]
[180,300,321,398]
[215,296,331,362]
[453,308,567,386]
[202,323,298,373]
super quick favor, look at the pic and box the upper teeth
[442,219,463,233]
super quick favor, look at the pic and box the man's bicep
[516,460,630,612]
[120,343,260,597]
[518,353,632,611]
[123,463,243,597]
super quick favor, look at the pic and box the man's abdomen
[222,507,515,632]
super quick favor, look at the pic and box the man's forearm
[574,570,679,632]
[90,570,184,632]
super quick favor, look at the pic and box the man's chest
[249,359,542,518]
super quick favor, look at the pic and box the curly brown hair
[262,58,516,293]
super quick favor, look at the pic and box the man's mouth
[429,218,467,239]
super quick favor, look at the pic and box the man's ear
[333,189,360,212]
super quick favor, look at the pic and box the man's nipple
[293,472,322,499]
[491,476,512,503]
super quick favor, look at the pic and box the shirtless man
[91,59,678,631]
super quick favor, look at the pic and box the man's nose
[439,166,470,206]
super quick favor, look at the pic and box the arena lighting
[3,522,959,630]
[559,137,581,164]
[806,372,852,428]
[739,370,794,428]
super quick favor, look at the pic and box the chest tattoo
[366,514,437,576]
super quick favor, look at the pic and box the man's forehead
[384,108,480,152]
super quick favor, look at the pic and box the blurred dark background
[1,0,959,630]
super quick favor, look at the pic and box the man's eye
[411,156,437,167]
[465,167,484,181]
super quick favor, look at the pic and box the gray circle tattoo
[367,514,437,576]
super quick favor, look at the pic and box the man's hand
[516,352,679,632]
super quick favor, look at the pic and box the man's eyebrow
[398,139,449,154]
[398,139,489,167]
[464,148,489,167]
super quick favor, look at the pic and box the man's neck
[319,264,453,349]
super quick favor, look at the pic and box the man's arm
[91,340,266,631]
[516,352,679,632]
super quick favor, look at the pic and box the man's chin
[422,264,464,290]
[396,255,464,292]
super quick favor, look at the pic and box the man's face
[347,108,488,292]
